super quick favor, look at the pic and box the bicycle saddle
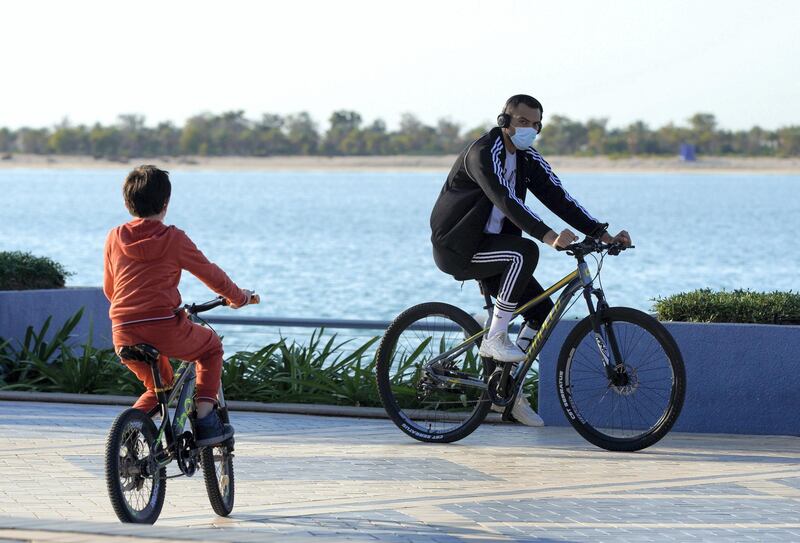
[118,344,161,365]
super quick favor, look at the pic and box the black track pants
[461,234,554,326]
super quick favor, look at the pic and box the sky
[2,0,798,132]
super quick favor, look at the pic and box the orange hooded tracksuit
[103,218,247,412]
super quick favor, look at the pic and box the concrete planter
[538,319,800,436]
[0,287,112,349]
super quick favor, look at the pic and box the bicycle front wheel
[557,307,685,452]
[105,408,166,524]
[201,441,235,516]
[376,302,493,443]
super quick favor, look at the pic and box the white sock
[516,323,538,351]
[488,301,516,338]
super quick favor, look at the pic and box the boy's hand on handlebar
[230,289,259,309]
[544,228,579,249]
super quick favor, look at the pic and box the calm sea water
[2,168,798,349]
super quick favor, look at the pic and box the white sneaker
[510,392,544,427]
[479,332,526,362]
[490,387,545,427]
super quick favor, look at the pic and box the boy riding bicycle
[103,165,255,447]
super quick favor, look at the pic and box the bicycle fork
[578,260,626,382]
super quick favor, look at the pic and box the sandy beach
[1,153,799,174]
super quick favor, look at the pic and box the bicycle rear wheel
[376,302,493,443]
[105,408,166,524]
[557,307,685,452]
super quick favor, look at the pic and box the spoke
[573,349,608,376]
[621,325,648,364]
[625,392,661,428]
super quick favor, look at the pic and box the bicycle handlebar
[182,292,260,316]
[556,237,635,257]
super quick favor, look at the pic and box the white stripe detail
[471,250,525,302]
[490,137,542,222]
[495,299,517,311]
[112,314,176,329]
[471,254,520,300]
[525,148,597,222]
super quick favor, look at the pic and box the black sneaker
[194,410,235,448]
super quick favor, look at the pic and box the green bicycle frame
[151,361,197,467]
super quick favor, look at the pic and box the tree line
[1,110,798,158]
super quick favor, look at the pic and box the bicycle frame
[145,361,195,467]
[506,269,583,380]
[425,257,618,392]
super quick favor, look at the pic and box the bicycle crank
[176,431,198,476]
[487,367,517,407]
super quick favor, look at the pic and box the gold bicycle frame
[423,268,583,380]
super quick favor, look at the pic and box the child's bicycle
[105,294,258,524]
[376,238,685,452]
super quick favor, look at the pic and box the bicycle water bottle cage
[118,344,161,365]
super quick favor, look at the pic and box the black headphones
[497,112,511,128]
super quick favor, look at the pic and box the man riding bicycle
[429,94,632,424]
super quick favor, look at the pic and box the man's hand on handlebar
[600,229,633,248]
[543,228,579,250]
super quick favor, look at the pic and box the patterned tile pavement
[0,400,798,542]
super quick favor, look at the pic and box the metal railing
[200,315,463,332]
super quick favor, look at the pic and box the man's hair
[503,94,544,116]
[123,165,172,217]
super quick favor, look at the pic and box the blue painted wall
[538,319,800,436]
[0,288,113,349]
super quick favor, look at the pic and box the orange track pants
[113,312,223,412]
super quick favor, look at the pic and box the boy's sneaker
[194,410,234,448]
[479,332,526,362]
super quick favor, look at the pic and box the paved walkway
[0,400,798,542]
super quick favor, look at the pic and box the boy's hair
[123,165,171,217]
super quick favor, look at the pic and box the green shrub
[0,251,73,290]
[653,289,800,324]
[0,309,127,393]
[222,331,381,406]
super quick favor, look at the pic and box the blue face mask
[510,127,537,150]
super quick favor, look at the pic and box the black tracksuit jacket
[430,127,607,279]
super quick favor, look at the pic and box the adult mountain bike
[376,238,685,452]
[105,294,258,524]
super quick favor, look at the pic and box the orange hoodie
[103,219,247,328]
